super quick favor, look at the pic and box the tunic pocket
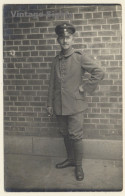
[75,91,85,100]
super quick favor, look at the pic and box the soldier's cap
[55,23,75,36]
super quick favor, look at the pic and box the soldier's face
[57,34,74,50]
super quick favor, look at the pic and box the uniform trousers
[56,112,84,166]
[56,112,84,140]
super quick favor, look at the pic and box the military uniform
[47,23,104,181]
[47,48,104,115]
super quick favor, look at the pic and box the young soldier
[47,23,104,181]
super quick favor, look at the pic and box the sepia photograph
[2,1,123,192]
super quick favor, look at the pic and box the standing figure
[47,23,104,181]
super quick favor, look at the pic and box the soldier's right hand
[79,85,84,93]
[47,107,53,117]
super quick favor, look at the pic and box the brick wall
[3,4,122,140]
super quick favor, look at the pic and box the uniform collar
[58,48,74,59]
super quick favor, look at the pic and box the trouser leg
[56,115,75,168]
[68,112,84,180]
[68,112,84,140]
[56,112,84,179]
[68,112,84,166]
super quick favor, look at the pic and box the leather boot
[56,159,75,168]
[73,139,84,181]
[56,136,75,169]
[64,136,75,163]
